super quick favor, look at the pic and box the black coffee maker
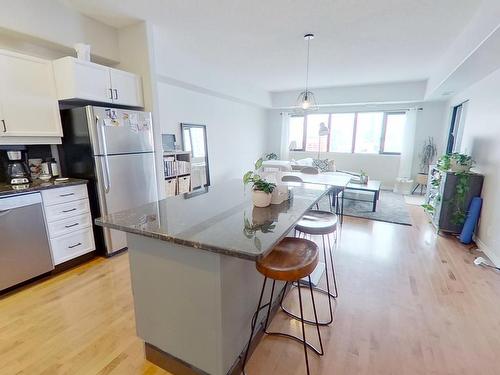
[5,150,31,184]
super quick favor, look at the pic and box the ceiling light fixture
[296,33,318,113]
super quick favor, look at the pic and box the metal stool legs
[282,231,338,326]
[242,276,324,375]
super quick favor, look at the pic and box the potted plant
[359,170,368,184]
[243,158,276,207]
[265,152,278,160]
[450,153,473,173]
[418,137,437,174]
[438,153,473,173]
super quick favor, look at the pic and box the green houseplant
[435,152,474,225]
[243,158,276,207]
[418,137,437,174]
[265,152,278,160]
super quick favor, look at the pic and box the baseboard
[473,235,500,267]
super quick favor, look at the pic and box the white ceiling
[59,0,482,92]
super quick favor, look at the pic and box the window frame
[289,110,405,155]
[380,111,406,155]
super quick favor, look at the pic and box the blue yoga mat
[459,197,483,244]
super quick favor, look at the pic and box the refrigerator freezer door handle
[97,115,111,193]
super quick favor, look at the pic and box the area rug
[341,190,412,226]
[404,194,425,206]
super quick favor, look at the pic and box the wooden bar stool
[285,210,338,326]
[242,237,324,375]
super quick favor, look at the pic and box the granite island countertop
[96,180,331,260]
[0,178,88,197]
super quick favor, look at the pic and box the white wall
[411,101,448,177]
[0,0,119,63]
[157,81,268,190]
[446,67,500,265]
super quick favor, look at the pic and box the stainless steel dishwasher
[0,192,54,291]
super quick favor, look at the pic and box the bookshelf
[163,151,192,197]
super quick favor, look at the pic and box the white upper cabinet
[53,57,112,103]
[53,57,144,107]
[110,68,144,107]
[0,50,62,138]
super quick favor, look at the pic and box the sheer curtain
[398,108,418,178]
[280,112,291,160]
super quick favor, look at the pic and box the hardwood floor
[2,206,500,374]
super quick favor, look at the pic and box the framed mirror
[181,123,210,190]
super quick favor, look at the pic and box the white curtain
[280,112,291,161]
[398,108,418,178]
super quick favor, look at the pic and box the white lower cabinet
[49,228,95,265]
[41,184,95,265]
[47,213,92,239]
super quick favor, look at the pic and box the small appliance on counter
[5,151,31,185]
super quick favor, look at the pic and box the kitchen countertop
[0,178,88,197]
[96,180,331,260]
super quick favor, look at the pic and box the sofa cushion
[313,159,330,172]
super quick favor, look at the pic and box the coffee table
[344,180,382,212]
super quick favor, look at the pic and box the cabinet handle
[59,193,75,197]
[1,120,6,133]
[113,89,118,100]
[65,222,79,228]
[62,208,77,213]
[68,242,82,249]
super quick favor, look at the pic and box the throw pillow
[328,160,336,172]
[313,159,329,172]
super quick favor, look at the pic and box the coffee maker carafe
[6,151,31,184]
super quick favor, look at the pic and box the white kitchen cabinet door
[110,68,144,107]
[53,57,113,104]
[0,51,62,137]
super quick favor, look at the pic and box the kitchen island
[96,180,331,375]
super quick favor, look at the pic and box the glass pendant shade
[296,90,318,112]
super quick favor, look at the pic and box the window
[329,113,355,152]
[287,111,406,154]
[354,112,384,153]
[288,116,304,151]
[305,114,329,152]
[383,113,406,153]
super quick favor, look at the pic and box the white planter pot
[271,185,288,204]
[252,190,272,207]
[450,159,472,173]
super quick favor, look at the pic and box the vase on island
[252,190,272,207]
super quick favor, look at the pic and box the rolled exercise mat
[459,197,483,244]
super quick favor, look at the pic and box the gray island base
[96,180,331,375]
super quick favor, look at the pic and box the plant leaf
[254,158,263,170]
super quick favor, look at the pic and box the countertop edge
[0,178,88,197]
[95,187,331,261]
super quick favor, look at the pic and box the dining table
[281,171,351,223]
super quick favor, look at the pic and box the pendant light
[296,33,318,112]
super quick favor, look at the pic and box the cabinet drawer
[47,213,92,239]
[50,228,95,265]
[44,198,90,223]
[42,184,88,206]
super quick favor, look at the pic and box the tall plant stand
[412,173,428,195]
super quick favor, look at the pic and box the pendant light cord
[305,37,310,93]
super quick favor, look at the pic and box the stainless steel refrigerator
[58,106,158,256]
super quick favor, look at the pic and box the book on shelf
[164,157,177,178]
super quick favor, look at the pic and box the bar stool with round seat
[284,209,339,326]
[241,237,324,375]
